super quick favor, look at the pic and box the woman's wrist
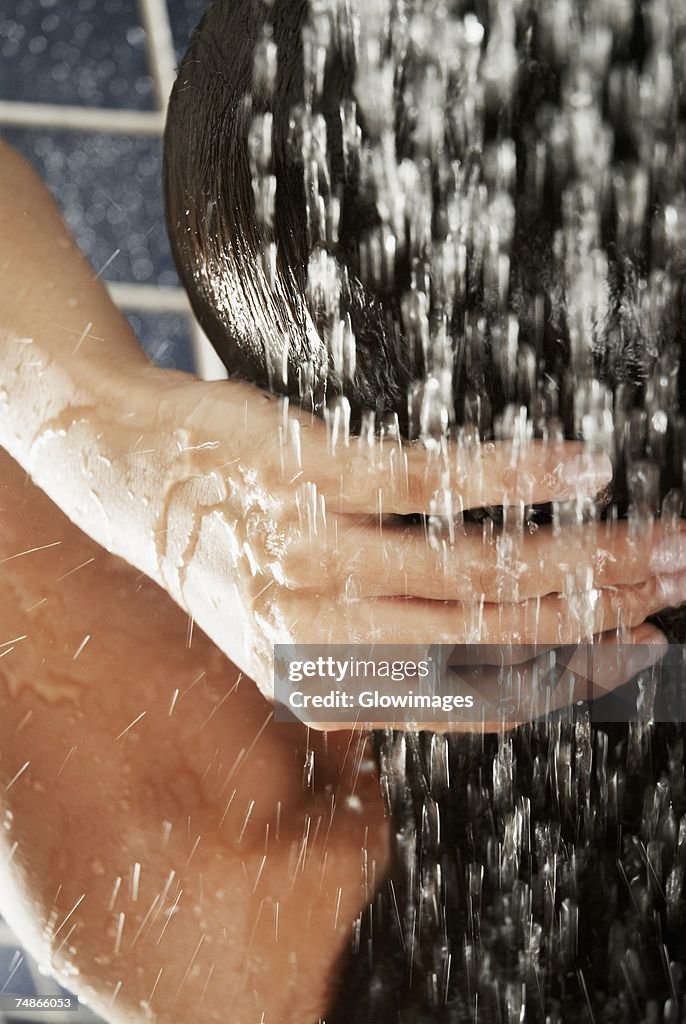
[2,351,269,684]
[0,327,158,576]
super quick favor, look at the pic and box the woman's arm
[0,444,387,1024]
[0,141,188,587]
[0,149,388,1020]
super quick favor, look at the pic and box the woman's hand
[48,369,679,716]
[1,144,683,726]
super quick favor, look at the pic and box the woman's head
[164,0,686,449]
[164,0,415,429]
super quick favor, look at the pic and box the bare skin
[0,143,387,1024]
[0,146,683,1023]
[0,446,388,1024]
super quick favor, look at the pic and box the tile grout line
[0,100,164,134]
[137,0,178,112]
[0,0,178,133]
[190,319,229,382]
[107,282,189,313]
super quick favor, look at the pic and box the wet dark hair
[164,0,415,429]
[164,2,686,1021]
[164,0,686,445]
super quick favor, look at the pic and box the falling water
[188,0,686,1019]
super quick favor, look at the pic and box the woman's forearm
[0,145,175,585]
[0,146,269,683]
[0,143,151,373]
[1,337,176,589]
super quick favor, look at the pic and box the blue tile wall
[126,309,195,371]
[0,1,214,383]
[0,918,103,1022]
[0,0,156,109]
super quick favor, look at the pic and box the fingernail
[650,534,686,574]
[658,570,686,606]
[557,452,613,494]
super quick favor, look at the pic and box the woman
[163,0,686,1019]
[1,133,673,1024]
[0,4,684,1024]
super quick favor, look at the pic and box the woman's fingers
[450,622,668,713]
[294,428,612,514]
[446,642,560,665]
[308,623,668,732]
[182,382,612,514]
[443,623,668,731]
[283,517,686,602]
[285,570,686,647]
[551,621,669,699]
